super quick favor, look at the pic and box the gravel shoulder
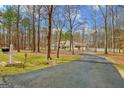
[2,53,124,88]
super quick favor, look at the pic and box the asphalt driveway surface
[1,53,124,88]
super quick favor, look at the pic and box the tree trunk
[3,26,6,47]
[8,25,11,47]
[104,18,108,54]
[54,31,58,51]
[72,35,74,55]
[94,16,97,52]
[17,5,20,52]
[28,22,31,50]
[57,30,62,58]
[47,5,53,60]
[98,5,108,54]
[69,31,72,51]
[37,10,40,52]
[111,6,115,53]
[94,31,97,52]
[70,30,74,55]
[32,5,36,52]
[20,28,23,50]
[82,29,85,52]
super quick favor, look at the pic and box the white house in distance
[51,40,88,51]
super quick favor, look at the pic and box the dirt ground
[97,52,124,78]
[97,52,124,65]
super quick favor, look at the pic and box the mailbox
[1,47,10,52]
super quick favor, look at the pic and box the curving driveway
[1,53,124,88]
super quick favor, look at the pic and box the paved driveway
[1,54,124,88]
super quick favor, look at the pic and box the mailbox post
[9,44,13,64]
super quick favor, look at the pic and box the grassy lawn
[0,51,80,76]
[97,52,124,78]
[114,64,124,78]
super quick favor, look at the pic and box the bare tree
[32,5,36,52]
[47,5,53,60]
[99,5,108,54]
[53,6,65,58]
[64,6,81,55]
[90,6,98,52]
[108,6,116,53]
[16,5,20,52]
[37,6,42,52]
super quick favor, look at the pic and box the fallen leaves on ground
[97,52,124,78]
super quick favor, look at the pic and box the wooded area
[0,5,124,60]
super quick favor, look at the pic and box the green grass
[113,64,124,78]
[0,52,80,76]
[53,56,80,63]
